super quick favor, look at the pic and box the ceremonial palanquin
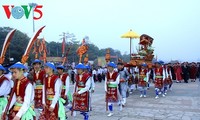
[130,34,154,67]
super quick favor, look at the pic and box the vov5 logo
[2,4,43,20]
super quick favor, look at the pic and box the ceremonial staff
[105,49,110,111]
[76,39,88,63]
[2,79,17,120]
[62,44,72,66]
[71,84,77,116]
[21,26,47,119]
[42,76,49,119]
[21,26,46,64]
[106,85,108,111]
[42,38,48,118]
[0,29,16,120]
[0,29,16,64]
[71,45,79,116]
[41,38,47,63]
[2,26,45,119]
[39,40,49,119]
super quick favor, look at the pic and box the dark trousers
[97,74,102,82]
[182,73,189,83]
[93,75,97,82]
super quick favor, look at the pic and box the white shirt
[23,72,28,77]
[92,70,97,75]
[7,83,34,118]
[139,68,151,82]
[42,77,62,109]
[90,76,95,91]
[153,67,166,80]
[0,75,11,96]
[125,67,132,74]
[133,67,139,78]
[97,68,102,74]
[104,71,120,92]
[73,74,91,95]
[104,68,107,74]
[60,74,70,96]
[74,69,77,74]
[4,72,12,80]
[135,67,139,73]
[165,68,172,79]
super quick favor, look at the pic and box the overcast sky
[1,0,200,62]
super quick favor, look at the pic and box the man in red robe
[189,62,197,82]
[174,62,182,83]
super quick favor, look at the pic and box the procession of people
[1,58,200,120]
[0,29,200,120]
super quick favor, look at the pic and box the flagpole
[29,3,37,33]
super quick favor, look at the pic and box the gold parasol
[121,29,140,60]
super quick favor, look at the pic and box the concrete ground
[36,80,200,120]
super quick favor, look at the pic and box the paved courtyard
[37,80,200,120]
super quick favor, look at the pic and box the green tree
[87,43,99,60]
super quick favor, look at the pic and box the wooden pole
[130,38,132,60]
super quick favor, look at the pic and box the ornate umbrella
[121,29,140,60]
